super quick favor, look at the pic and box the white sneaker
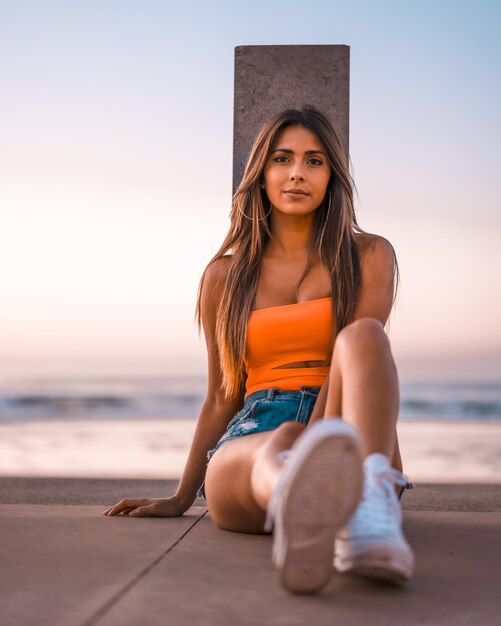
[265,418,364,594]
[334,453,415,583]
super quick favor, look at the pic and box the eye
[308,157,323,166]
[272,155,289,163]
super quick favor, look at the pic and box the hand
[102,494,188,518]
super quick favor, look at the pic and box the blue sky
[1,1,499,380]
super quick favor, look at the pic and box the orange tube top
[244,297,333,398]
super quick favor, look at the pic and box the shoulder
[356,232,395,260]
[355,233,396,275]
[351,233,397,323]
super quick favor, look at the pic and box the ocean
[0,375,500,423]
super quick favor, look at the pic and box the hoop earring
[238,203,272,221]
[319,190,332,253]
[325,190,332,220]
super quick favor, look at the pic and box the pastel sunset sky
[1,0,499,381]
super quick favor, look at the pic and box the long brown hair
[196,106,381,399]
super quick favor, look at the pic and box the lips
[284,189,308,196]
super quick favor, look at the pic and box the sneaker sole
[335,544,414,584]
[273,419,363,594]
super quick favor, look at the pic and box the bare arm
[352,234,396,326]
[174,257,246,507]
[104,258,244,517]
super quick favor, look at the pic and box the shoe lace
[348,466,410,536]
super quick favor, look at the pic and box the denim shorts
[197,386,320,499]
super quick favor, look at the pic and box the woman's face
[262,125,331,217]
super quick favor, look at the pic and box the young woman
[104,106,414,594]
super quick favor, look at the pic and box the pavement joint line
[80,508,209,626]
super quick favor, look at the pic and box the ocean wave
[0,391,205,422]
[0,377,500,423]
[399,381,501,420]
[400,399,501,419]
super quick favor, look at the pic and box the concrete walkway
[1,478,500,626]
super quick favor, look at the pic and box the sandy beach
[1,417,500,483]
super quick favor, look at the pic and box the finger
[107,506,137,516]
[106,506,135,515]
[129,504,156,517]
[118,507,137,515]
[102,505,120,515]
[103,502,126,516]
[104,499,145,516]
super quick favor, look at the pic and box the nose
[289,168,305,182]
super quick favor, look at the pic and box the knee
[276,420,306,437]
[269,421,305,448]
[335,317,389,356]
[252,421,305,462]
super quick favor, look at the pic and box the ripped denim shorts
[197,386,320,499]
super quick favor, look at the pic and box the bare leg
[204,422,305,533]
[324,317,399,458]
[325,320,414,581]
[249,421,305,510]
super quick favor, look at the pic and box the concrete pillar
[233,45,350,192]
